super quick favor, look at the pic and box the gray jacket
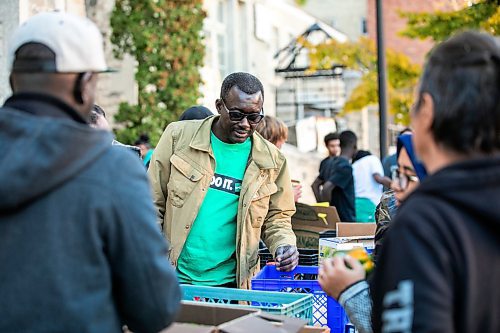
[339,281,373,333]
[0,96,180,333]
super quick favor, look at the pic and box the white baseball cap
[8,11,113,73]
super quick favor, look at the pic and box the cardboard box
[162,302,323,333]
[161,302,259,333]
[319,236,375,264]
[299,327,330,333]
[220,312,329,333]
[270,322,330,333]
[292,225,335,249]
[219,312,307,333]
[164,323,216,333]
[336,222,376,237]
[292,203,340,249]
[319,223,376,264]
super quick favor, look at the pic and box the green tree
[110,0,206,145]
[400,0,500,41]
[301,37,421,125]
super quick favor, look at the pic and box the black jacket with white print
[371,157,500,333]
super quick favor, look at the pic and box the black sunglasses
[221,99,264,124]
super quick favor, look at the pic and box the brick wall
[367,0,460,65]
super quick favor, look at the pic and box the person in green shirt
[149,72,299,288]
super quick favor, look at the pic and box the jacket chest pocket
[168,154,203,208]
[249,182,278,228]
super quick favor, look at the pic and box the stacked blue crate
[252,265,350,333]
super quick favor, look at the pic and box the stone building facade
[0,0,136,117]
[0,0,86,103]
[294,0,368,42]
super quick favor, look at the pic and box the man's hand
[318,255,366,300]
[275,245,299,272]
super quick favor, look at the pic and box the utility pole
[376,0,388,158]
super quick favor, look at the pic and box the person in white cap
[0,11,180,333]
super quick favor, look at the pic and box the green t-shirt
[177,132,251,285]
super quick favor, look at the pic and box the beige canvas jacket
[148,116,296,288]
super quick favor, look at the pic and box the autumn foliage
[301,37,421,125]
[110,0,206,145]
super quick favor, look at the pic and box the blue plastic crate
[251,265,349,333]
[181,284,313,323]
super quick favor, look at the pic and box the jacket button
[243,203,247,207]
[185,225,190,230]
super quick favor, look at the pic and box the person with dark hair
[219,71,265,103]
[0,12,180,333]
[318,133,427,333]
[312,132,340,203]
[372,131,427,264]
[324,132,341,157]
[370,31,500,333]
[319,132,341,176]
[179,105,214,121]
[312,130,357,222]
[134,134,154,168]
[89,104,141,157]
[88,104,110,130]
[382,127,412,179]
[149,72,298,289]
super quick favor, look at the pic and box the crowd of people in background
[0,10,499,333]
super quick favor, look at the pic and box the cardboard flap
[310,206,340,226]
[219,315,277,333]
[292,225,335,232]
[292,203,340,228]
[298,326,331,332]
[336,223,376,237]
[257,313,306,333]
[293,203,324,224]
[175,302,258,326]
[292,204,339,249]
[161,322,216,333]
[219,312,307,333]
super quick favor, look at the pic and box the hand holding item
[344,248,375,273]
[318,255,366,300]
[275,245,299,272]
[291,180,302,202]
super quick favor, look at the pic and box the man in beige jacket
[149,72,298,289]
